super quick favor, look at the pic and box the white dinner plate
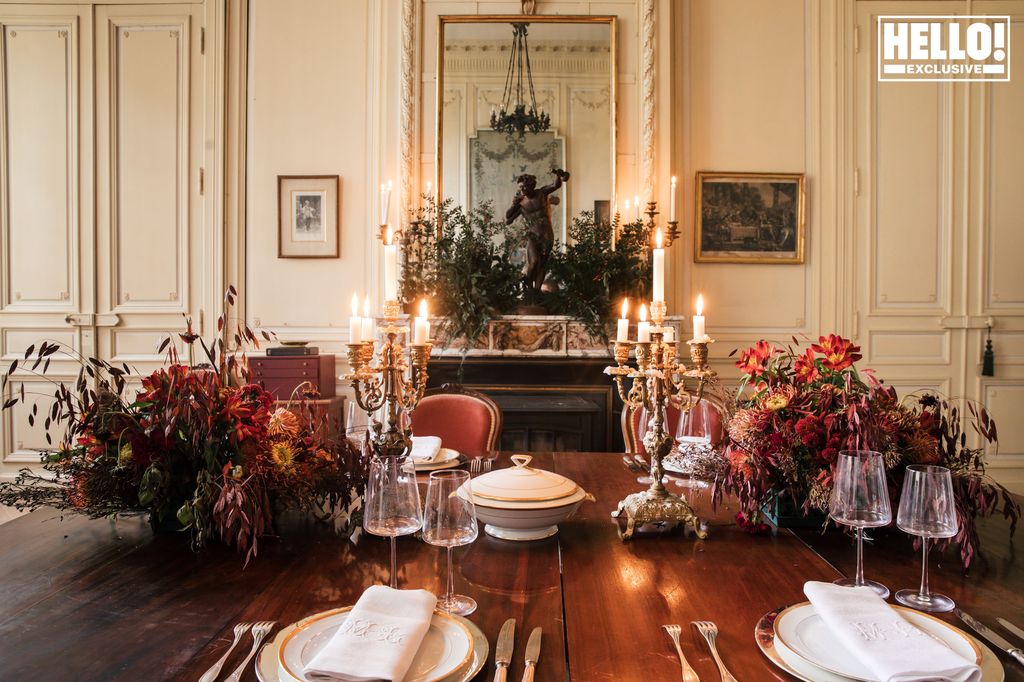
[774,602,984,681]
[413,448,463,471]
[758,605,1004,682]
[256,606,487,682]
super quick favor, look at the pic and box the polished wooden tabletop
[0,452,1019,681]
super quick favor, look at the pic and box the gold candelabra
[344,299,432,459]
[605,306,718,541]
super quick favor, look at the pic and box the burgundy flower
[810,334,862,371]
[793,348,820,383]
[736,340,778,377]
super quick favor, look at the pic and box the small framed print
[695,172,805,264]
[278,175,340,258]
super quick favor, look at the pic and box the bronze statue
[505,169,570,290]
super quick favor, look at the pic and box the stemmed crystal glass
[829,450,892,598]
[363,455,423,589]
[422,470,479,615]
[895,465,959,612]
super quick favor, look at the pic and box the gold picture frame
[694,172,805,264]
[277,175,340,259]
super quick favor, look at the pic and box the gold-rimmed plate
[773,602,990,682]
[757,605,1004,682]
[256,606,487,682]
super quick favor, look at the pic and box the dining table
[0,451,1020,681]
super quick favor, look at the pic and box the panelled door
[92,4,207,375]
[0,5,88,475]
[853,1,1024,490]
[0,2,211,479]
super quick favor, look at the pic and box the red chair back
[622,401,725,455]
[411,387,502,456]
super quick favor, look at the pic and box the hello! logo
[878,16,1011,81]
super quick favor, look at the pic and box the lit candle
[616,298,630,343]
[383,225,398,301]
[361,295,375,341]
[669,175,677,222]
[349,292,362,344]
[692,294,707,341]
[634,195,641,222]
[637,303,651,343]
[414,298,430,345]
[380,180,393,225]
[652,228,665,303]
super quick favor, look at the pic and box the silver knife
[998,617,1024,643]
[495,618,516,682]
[955,608,1024,665]
[521,627,542,682]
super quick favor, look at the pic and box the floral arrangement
[0,288,366,564]
[718,334,1019,570]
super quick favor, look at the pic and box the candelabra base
[611,488,707,541]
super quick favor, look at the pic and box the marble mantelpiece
[426,314,686,358]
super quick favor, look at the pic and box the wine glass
[895,465,959,612]
[672,403,712,489]
[345,402,371,456]
[363,455,423,589]
[422,470,479,615]
[829,450,892,598]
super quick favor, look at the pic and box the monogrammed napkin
[803,581,981,682]
[410,436,442,463]
[303,586,437,682]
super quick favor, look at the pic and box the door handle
[64,313,121,327]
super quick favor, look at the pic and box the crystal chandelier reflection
[490,23,551,138]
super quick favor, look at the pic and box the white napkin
[303,586,437,682]
[803,581,981,682]
[410,436,442,463]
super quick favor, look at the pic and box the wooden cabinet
[250,355,336,399]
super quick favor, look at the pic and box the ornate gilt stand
[605,300,717,540]
[344,299,432,458]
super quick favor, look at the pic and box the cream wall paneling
[0,0,223,480]
[851,1,1024,492]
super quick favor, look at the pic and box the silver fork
[633,454,648,470]
[470,457,482,475]
[225,620,276,682]
[622,455,640,472]
[692,621,737,682]
[199,622,252,682]
[483,457,495,472]
[661,624,699,682]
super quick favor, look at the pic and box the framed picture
[694,172,805,264]
[278,175,340,258]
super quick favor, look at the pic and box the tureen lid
[470,454,579,502]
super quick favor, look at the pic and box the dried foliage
[0,287,367,565]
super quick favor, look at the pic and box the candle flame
[671,175,677,185]
[419,298,428,318]
[620,298,629,319]
[623,199,630,212]
[363,295,371,317]
[655,228,663,249]
[385,224,393,245]
[639,303,648,322]
[425,181,432,193]
[386,179,393,190]
[696,294,704,316]
[351,292,359,317]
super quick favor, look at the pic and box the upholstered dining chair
[410,385,503,456]
[622,400,725,456]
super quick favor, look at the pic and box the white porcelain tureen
[456,454,592,541]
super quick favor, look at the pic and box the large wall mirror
[436,15,616,244]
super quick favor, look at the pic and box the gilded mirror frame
[434,14,617,226]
